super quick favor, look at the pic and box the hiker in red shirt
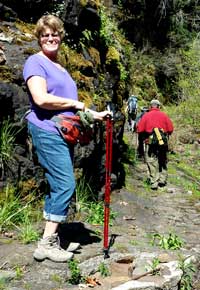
[136,99,174,190]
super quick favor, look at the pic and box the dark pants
[146,144,168,185]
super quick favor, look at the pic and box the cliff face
[0,1,127,193]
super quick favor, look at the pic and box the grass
[0,183,42,241]
[0,120,21,179]
[75,176,117,225]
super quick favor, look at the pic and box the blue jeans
[28,122,75,223]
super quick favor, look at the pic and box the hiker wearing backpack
[134,106,149,158]
[136,99,174,190]
[125,95,138,132]
[23,14,111,263]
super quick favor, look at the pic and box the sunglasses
[41,33,60,40]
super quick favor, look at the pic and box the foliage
[99,5,129,82]
[0,183,42,235]
[80,29,94,49]
[178,255,196,290]
[18,208,39,244]
[175,39,200,128]
[150,232,184,250]
[145,257,160,275]
[68,259,84,285]
[0,120,18,179]
[0,279,7,290]
[15,265,24,280]
[169,0,199,47]
[75,176,95,212]
[85,201,117,225]
[98,262,111,277]
[99,5,117,48]
[127,51,160,100]
[75,176,117,225]
[0,184,24,231]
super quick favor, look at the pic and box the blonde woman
[23,14,110,262]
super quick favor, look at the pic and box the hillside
[0,1,200,289]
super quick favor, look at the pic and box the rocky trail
[0,129,200,290]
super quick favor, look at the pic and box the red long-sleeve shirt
[136,108,174,134]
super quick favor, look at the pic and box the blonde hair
[34,14,65,40]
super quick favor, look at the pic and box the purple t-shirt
[23,54,78,133]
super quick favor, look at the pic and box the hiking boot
[66,242,80,252]
[33,233,74,262]
[158,181,167,187]
[151,182,158,190]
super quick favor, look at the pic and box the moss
[0,66,14,82]
[72,71,94,91]
[88,47,101,66]
[23,47,38,56]
[80,0,101,9]
[61,44,93,73]
[106,46,120,65]
[15,21,35,35]
[78,90,94,107]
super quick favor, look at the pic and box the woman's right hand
[73,101,85,111]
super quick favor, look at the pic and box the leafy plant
[145,257,160,275]
[178,255,196,290]
[15,265,24,280]
[150,232,184,250]
[85,201,117,225]
[68,259,84,285]
[98,262,111,277]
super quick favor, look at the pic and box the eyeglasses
[41,33,60,40]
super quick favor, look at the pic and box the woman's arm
[27,76,85,111]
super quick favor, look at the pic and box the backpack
[150,128,168,146]
[127,96,138,115]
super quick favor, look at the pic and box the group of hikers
[126,95,174,190]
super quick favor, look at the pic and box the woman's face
[40,27,61,55]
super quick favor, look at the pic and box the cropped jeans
[28,122,75,223]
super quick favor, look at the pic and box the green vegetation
[0,184,26,231]
[18,210,39,244]
[15,265,24,280]
[150,232,185,250]
[145,257,161,275]
[98,262,111,277]
[178,255,196,290]
[0,183,42,241]
[0,279,8,290]
[1,0,200,286]
[68,259,84,285]
[85,201,117,225]
[75,177,117,225]
[0,120,18,179]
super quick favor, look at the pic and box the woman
[23,14,110,263]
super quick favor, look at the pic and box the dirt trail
[1,129,200,289]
